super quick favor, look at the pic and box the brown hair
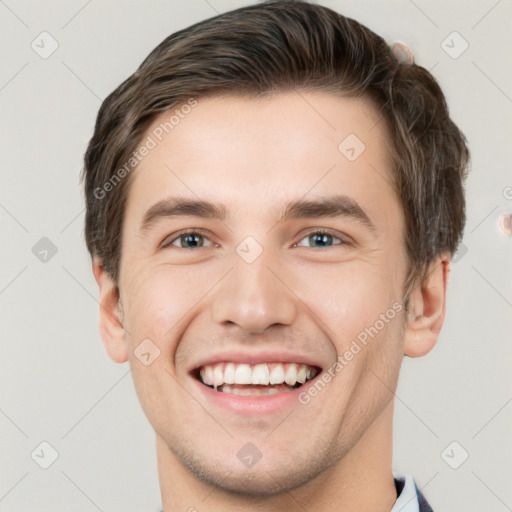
[82,0,469,301]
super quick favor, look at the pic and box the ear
[403,253,451,358]
[92,258,128,364]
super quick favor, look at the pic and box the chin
[193,465,308,497]
[174,441,338,498]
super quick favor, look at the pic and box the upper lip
[190,350,324,373]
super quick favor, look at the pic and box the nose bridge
[211,245,297,334]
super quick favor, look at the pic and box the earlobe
[403,254,451,358]
[92,258,128,364]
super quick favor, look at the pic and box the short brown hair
[82,0,469,300]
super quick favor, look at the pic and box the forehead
[124,92,399,228]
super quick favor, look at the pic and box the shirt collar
[390,474,420,512]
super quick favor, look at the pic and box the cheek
[298,259,403,344]
[120,267,193,349]
[120,269,193,427]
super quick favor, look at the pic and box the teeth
[203,365,213,385]
[198,362,318,389]
[284,363,297,386]
[252,363,270,385]
[234,364,252,384]
[269,364,285,385]
[213,365,224,388]
[224,363,235,384]
[221,385,292,396]
[297,365,307,384]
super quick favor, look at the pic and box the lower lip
[192,375,320,415]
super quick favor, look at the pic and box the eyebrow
[139,194,376,233]
[281,194,376,232]
[140,198,226,233]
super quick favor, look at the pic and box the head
[82,0,468,498]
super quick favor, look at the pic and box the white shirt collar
[390,474,419,512]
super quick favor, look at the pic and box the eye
[161,229,216,249]
[294,229,348,249]
[160,228,350,250]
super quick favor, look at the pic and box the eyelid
[160,227,353,249]
[160,228,216,248]
[294,227,351,247]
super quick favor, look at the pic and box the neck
[157,400,397,512]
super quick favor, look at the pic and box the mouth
[191,362,322,397]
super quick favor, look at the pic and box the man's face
[117,92,408,494]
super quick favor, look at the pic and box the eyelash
[160,228,350,249]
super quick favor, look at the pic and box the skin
[93,92,450,511]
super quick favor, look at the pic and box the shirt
[391,474,434,512]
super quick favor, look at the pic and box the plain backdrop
[1,1,511,511]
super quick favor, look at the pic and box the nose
[211,249,297,334]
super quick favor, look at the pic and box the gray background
[1,0,511,510]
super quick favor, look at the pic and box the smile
[196,362,321,396]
